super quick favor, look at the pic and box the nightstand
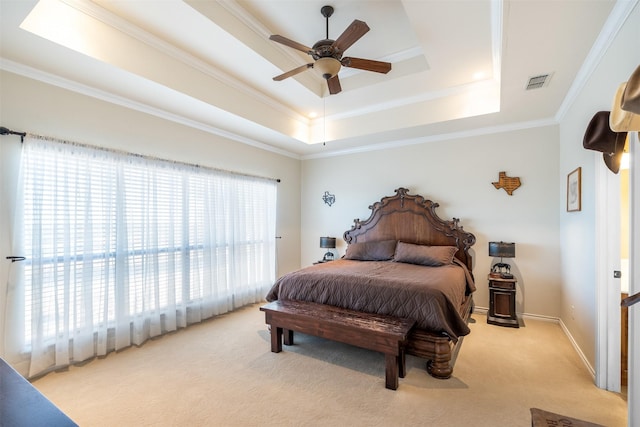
[487,275,519,328]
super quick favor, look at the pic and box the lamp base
[323,251,334,261]
[491,262,512,278]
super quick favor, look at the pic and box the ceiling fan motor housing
[312,39,341,60]
[311,39,343,79]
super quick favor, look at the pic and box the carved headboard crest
[343,187,476,271]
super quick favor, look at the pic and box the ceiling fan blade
[332,19,369,53]
[327,75,342,95]
[269,35,314,55]
[341,57,392,74]
[273,63,313,81]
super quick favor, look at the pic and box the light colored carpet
[32,304,627,426]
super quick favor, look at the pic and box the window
[18,136,276,377]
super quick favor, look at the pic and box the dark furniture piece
[487,275,519,328]
[342,188,476,379]
[266,188,476,379]
[622,292,628,386]
[260,300,415,390]
[530,408,604,427]
[0,358,78,427]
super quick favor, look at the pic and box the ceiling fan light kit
[269,5,391,95]
[315,57,341,79]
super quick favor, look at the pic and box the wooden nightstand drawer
[489,280,515,290]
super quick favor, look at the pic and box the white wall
[302,125,562,318]
[0,70,302,356]
[558,2,639,370]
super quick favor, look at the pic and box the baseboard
[521,312,560,323]
[474,306,488,314]
[558,317,596,380]
[473,306,595,380]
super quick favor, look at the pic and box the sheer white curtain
[5,136,276,378]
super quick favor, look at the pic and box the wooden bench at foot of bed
[260,300,415,390]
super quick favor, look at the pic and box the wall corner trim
[558,317,596,381]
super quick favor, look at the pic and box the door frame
[627,131,639,426]
[597,131,639,425]
[595,153,621,392]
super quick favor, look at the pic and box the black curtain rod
[0,126,26,142]
[0,126,280,183]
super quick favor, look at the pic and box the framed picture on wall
[567,167,581,212]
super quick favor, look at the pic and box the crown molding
[555,0,639,121]
[1,58,301,160]
[59,0,308,125]
[302,117,558,160]
[217,0,308,68]
[324,78,498,123]
[3,56,561,162]
[214,0,323,96]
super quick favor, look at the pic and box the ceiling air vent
[526,73,552,90]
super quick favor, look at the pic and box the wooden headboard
[343,187,476,272]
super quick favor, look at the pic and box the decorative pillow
[394,242,458,266]
[344,240,397,261]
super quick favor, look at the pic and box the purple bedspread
[265,259,475,341]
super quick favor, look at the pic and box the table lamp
[320,237,336,261]
[489,241,516,278]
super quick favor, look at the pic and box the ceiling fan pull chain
[323,97,326,146]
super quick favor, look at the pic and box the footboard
[405,294,474,379]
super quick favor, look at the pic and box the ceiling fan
[269,5,392,95]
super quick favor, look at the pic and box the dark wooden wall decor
[492,172,521,195]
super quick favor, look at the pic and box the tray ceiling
[0,0,626,158]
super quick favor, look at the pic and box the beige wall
[1,69,565,323]
[0,71,302,356]
[558,3,639,370]
[301,125,562,318]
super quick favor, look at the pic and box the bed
[266,187,476,379]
